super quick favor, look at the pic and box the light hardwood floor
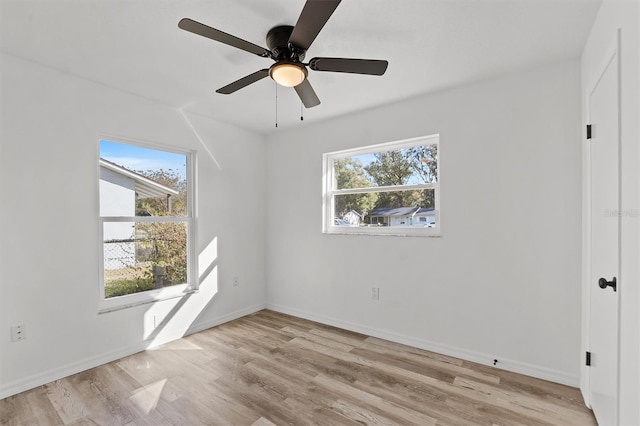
[1,310,596,425]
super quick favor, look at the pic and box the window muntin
[324,135,439,236]
[99,139,195,307]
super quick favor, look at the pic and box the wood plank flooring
[1,310,596,425]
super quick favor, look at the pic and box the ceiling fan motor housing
[266,25,305,62]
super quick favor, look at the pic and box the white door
[588,42,620,426]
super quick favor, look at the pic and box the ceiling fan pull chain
[301,101,304,121]
[275,82,278,128]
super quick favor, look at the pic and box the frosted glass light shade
[270,63,307,87]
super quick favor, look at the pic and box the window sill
[324,226,442,238]
[98,284,196,314]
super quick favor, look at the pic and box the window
[323,135,439,236]
[99,139,195,310]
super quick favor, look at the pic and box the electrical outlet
[372,287,380,300]
[233,277,239,287]
[11,324,26,342]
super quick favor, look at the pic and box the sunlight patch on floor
[129,378,167,414]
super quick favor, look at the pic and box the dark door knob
[598,277,617,292]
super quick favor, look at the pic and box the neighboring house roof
[414,207,435,216]
[99,158,179,199]
[369,207,435,217]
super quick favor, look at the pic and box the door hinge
[586,351,591,366]
[586,124,592,140]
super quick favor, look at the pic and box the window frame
[323,134,440,237]
[97,137,197,313]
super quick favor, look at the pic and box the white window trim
[323,134,441,237]
[97,136,198,313]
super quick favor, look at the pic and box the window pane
[334,189,436,228]
[335,144,437,190]
[99,140,188,217]
[103,221,187,298]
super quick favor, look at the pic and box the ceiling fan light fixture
[270,62,307,87]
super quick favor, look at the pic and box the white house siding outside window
[98,139,196,312]
[323,135,439,236]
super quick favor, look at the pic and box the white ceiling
[1,0,601,135]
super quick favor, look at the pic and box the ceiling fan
[178,0,389,108]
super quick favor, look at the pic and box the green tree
[365,150,423,208]
[138,222,187,285]
[135,169,187,216]
[134,169,188,286]
[407,145,438,184]
[334,158,378,217]
[364,146,438,210]
[408,145,437,208]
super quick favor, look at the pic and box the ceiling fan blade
[288,0,341,50]
[294,79,321,108]
[179,18,270,57]
[216,69,270,94]
[309,58,388,75]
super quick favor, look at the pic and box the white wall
[0,53,267,398]
[265,60,583,385]
[581,0,640,424]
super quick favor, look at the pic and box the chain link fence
[103,238,157,269]
[103,235,186,296]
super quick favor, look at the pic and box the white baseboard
[186,303,266,336]
[2,302,577,400]
[0,303,266,400]
[0,342,146,400]
[266,303,579,387]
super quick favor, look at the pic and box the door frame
[582,28,622,418]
